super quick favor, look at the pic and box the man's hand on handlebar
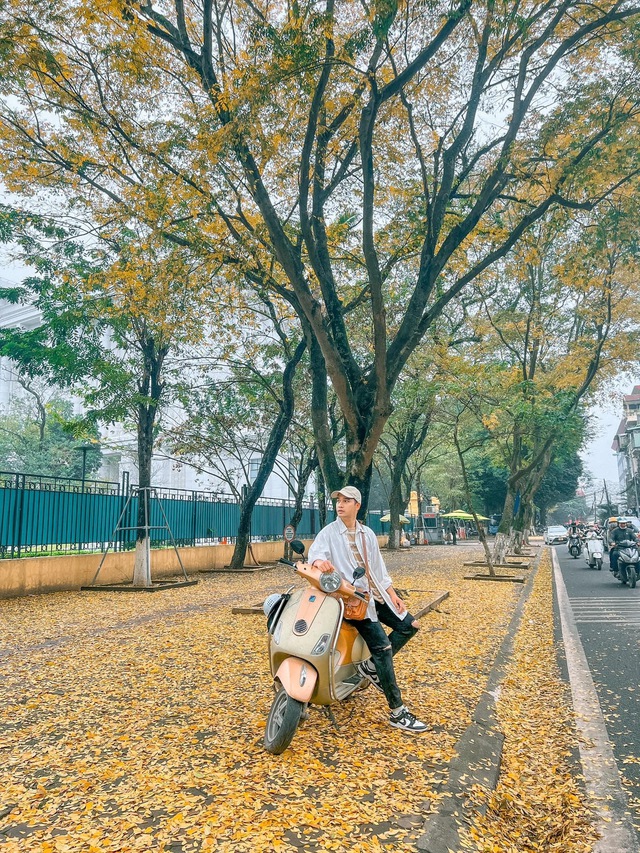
[312,559,336,574]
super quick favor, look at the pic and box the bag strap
[358,528,373,590]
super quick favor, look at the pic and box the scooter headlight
[273,620,283,644]
[319,570,342,593]
[311,633,332,656]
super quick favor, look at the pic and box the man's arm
[307,528,336,573]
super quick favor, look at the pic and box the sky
[580,377,639,503]
[581,407,621,485]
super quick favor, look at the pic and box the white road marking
[554,551,639,852]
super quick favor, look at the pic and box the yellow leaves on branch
[482,412,500,432]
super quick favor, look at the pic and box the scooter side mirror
[352,567,365,581]
[290,539,306,556]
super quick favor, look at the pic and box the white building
[0,295,42,410]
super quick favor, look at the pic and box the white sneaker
[356,661,384,693]
[389,706,429,733]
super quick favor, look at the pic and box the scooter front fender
[275,657,318,703]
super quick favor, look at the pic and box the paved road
[556,544,640,836]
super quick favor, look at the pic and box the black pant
[610,548,619,573]
[347,603,418,711]
[374,600,419,656]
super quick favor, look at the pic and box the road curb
[416,552,540,853]
[552,549,639,853]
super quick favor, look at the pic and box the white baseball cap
[330,486,362,503]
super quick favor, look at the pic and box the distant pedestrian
[448,521,457,545]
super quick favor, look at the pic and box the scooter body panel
[618,546,640,571]
[585,537,604,567]
[274,657,318,702]
[268,586,370,706]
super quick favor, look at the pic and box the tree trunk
[387,471,404,550]
[317,469,327,530]
[229,340,306,569]
[308,335,343,497]
[133,403,156,587]
[493,488,516,565]
[288,452,318,531]
[132,339,169,587]
[453,423,495,576]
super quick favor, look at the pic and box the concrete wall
[0,540,315,599]
[0,536,391,599]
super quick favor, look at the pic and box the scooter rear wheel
[264,687,304,755]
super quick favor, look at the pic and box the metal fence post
[13,473,25,559]
[118,470,130,551]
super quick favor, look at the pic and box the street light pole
[76,443,99,492]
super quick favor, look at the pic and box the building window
[248,457,261,483]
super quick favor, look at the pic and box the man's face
[336,495,360,522]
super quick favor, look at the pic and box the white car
[544,525,568,545]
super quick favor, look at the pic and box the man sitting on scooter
[610,518,631,578]
[308,485,428,734]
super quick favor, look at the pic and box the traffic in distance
[546,516,640,585]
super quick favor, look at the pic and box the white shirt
[307,517,399,621]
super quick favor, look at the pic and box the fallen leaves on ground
[461,551,598,853]
[0,545,568,852]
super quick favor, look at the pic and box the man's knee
[400,615,419,635]
[370,640,393,656]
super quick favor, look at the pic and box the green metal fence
[0,470,385,558]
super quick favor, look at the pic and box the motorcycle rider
[307,485,428,734]
[567,520,583,554]
[609,518,633,580]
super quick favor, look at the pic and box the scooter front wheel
[629,566,637,589]
[264,687,304,755]
[596,558,602,571]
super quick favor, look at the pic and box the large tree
[166,315,308,569]
[2,1,640,510]
[0,213,212,585]
[449,193,640,557]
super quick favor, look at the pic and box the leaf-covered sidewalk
[0,544,593,852]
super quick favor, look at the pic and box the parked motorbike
[568,533,582,559]
[615,539,640,588]
[262,540,370,755]
[584,534,604,570]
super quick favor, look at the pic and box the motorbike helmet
[263,592,291,632]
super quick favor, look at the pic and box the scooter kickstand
[323,706,340,731]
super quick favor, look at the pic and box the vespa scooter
[584,532,604,570]
[262,540,370,755]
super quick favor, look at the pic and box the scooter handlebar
[278,557,300,568]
